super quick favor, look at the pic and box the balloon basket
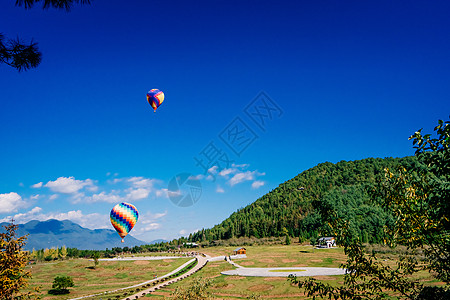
[121,239,124,243]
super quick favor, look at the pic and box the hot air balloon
[147,89,164,112]
[110,202,139,243]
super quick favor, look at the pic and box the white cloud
[49,194,59,201]
[31,182,43,188]
[167,190,182,198]
[126,188,150,201]
[138,211,167,235]
[89,192,123,203]
[219,168,235,177]
[0,192,28,213]
[155,188,168,198]
[0,207,108,229]
[140,211,167,224]
[44,177,95,194]
[112,178,123,184]
[208,166,218,174]
[86,185,99,192]
[179,229,187,235]
[251,180,265,189]
[229,171,256,186]
[232,163,249,168]
[0,206,43,222]
[128,177,158,188]
[189,174,204,180]
[150,211,168,220]
[30,195,40,200]
[143,223,161,230]
[216,185,225,193]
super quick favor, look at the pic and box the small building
[183,242,199,248]
[317,237,336,248]
[233,247,246,255]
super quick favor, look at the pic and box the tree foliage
[0,34,41,72]
[91,251,100,268]
[1,0,91,71]
[15,0,91,11]
[171,277,212,300]
[290,117,450,299]
[50,275,74,294]
[0,221,39,300]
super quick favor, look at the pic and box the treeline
[188,156,420,244]
[29,240,195,262]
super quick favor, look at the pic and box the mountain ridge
[189,156,420,244]
[0,219,148,251]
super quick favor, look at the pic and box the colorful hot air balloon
[147,89,164,112]
[110,202,139,243]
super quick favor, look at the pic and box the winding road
[221,255,346,277]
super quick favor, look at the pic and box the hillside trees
[0,221,39,300]
[189,156,419,244]
[290,117,450,299]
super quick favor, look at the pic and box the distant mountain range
[0,219,150,251]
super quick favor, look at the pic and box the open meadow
[26,256,191,299]
[24,244,445,300]
[145,244,445,299]
[148,244,344,299]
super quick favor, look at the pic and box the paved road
[221,255,346,277]
[221,266,346,277]
[98,256,186,261]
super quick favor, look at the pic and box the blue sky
[1,0,449,243]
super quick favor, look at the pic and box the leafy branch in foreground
[290,117,450,299]
[290,220,423,299]
[0,34,41,71]
[2,0,91,71]
[15,0,91,11]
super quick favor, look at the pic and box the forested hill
[190,156,419,244]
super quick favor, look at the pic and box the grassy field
[26,257,191,299]
[150,244,346,299]
[25,244,445,299]
[148,244,445,299]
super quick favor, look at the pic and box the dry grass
[25,257,190,299]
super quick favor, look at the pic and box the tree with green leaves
[91,251,100,269]
[1,0,90,71]
[290,117,450,299]
[0,221,40,300]
[50,275,74,294]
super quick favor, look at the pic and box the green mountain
[0,219,147,251]
[190,156,419,244]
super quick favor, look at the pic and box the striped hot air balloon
[146,89,164,112]
[110,202,139,243]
